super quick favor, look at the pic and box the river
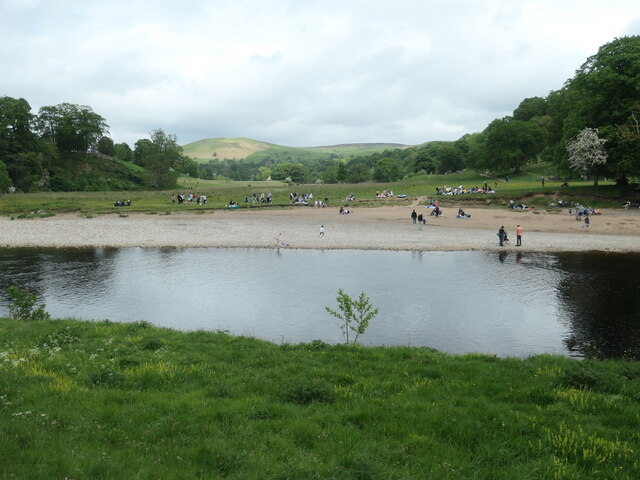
[0,247,638,358]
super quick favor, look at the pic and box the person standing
[411,209,417,224]
[516,224,523,246]
[541,176,545,187]
[319,225,325,236]
[583,215,590,231]
[498,226,506,247]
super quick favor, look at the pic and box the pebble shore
[1,206,639,253]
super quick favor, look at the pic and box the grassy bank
[1,318,638,479]
[1,165,636,218]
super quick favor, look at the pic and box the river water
[0,247,638,359]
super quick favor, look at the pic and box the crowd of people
[172,194,206,205]
[289,192,312,204]
[435,182,496,195]
[376,190,394,198]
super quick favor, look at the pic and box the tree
[513,97,547,121]
[562,36,640,182]
[0,96,36,157]
[373,157,401,182]
[325,289,378,345]
[336,162,348,183]
[35,103,108,153]
[133,139,156,166]
[0,160,12,192]
[270,162,307,183]
[114,142,133,162]
[481,118,544,173]
[346,160,370,183]
[256,166,271,181]
[97,136,115,156]
[565,128,608,186]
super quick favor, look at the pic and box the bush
[7,286,50,322]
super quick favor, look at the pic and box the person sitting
[456,208,470,218]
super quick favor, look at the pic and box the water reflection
[0,248,638,359]
[555,253,640,359]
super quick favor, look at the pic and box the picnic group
[435,181,496,195]
[172,193,206,205]
[289,192,328,207]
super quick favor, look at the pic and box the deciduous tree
[35,103,108,153]
[565,127,608,186]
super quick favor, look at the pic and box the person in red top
[516,224,523,246]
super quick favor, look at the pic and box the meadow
[0,165,632,218]
[1,317,638,479]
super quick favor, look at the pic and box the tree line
[199,36,640,185]
[0,99,198,192]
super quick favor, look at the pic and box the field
[1,318,639,479]
[0,166,634,218]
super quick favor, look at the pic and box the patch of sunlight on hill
[183,137,274,162]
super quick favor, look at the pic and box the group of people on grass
[172,194,206,205]
[289,192,313,204]
[435,183,496,195]
[376,190,394,198]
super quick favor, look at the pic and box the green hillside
[183,137,411,164]
[182,137,276,162]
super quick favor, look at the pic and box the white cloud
[1,0,639,147]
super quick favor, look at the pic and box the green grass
[0,166,636,218]
[1,317,639,479]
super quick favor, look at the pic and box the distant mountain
[182,137,411,163]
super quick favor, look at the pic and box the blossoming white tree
[565,127,608,186]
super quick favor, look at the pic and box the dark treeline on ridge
[1,36,639,192]
[0,102,198,192]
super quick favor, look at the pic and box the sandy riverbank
[1,204,639,253]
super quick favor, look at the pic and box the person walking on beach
[583,215,590,231]
[275,232,282,247]
[411,209,417,224]
[319,225,325,236]
[516,224,523,246]
[498,226,506,247]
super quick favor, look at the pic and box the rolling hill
[182,137,411,163]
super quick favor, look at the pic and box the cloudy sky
[1,0,639,147]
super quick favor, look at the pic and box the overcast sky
[1,0,639,148]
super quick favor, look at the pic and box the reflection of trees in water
[0,248,119,308]
[556,253,640,359]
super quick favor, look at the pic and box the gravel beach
[1,204,639,253]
